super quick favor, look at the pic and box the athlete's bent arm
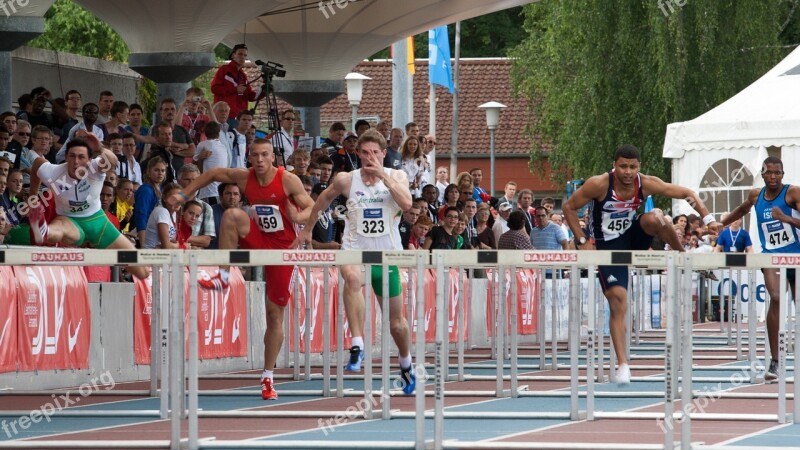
[563,175,605,247]
[282,172,315,224]
[294,172,348,248]
[645,175,722,233]
[771,185,800,229]
[721,189,759,228]
[173,167,247,205]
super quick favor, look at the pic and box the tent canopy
[663,46,800,159]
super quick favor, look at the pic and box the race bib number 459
[358,208,388,237]
[253,204,284,233]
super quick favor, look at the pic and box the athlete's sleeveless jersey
[342,168,403,250]
[243,166,298,248]
[37,158,106,217]
[755,184,800,253]
[590,171,644,243]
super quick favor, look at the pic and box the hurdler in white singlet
[342,168,403,250]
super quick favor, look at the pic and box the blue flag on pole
[428,26,454,93]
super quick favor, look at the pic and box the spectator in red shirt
[211,44,261,120]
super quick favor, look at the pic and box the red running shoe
[261,378,278,400]
[198,272,229,290]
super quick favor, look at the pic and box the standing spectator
[96,91,114,124]
[125,104,149,158]
[330,132,359,174]
[421,184,439,223]
[290,149,311,177]
[57,103,104,162]
[470,168,491,204]
[110,178,135,234]
[383,128,403,170]
[400,136,424,197]
[540,197,556,214]
[211,44,261,120]
[137,99,195,176]
[354,119,370,136]
[310,182,340,250]
[530,206,568,250]
[714,216,753,253]
[59,90,82,143]
[21,126,52,186]
[376,120,390,140]
[517,189,536,233]
[550,212,570,238]
[271,109,296,166]
[12,120,30,150]
[194,121,229,205]
[493,202,512,243]
[25,92,54,130]
[454,213,471,249]
[233,110,254,168]
[405,122,419,137]
[179,87,213,145]
[100,101,129,137]
[15,94,33,120]
[438,184,460,221]
[321,122,346,153]
[463,198,479,247]
[498,211,534,250]
[435,166,449,203]
[1,169,23,226]
[317,155,334,184]
[498,181,517,209]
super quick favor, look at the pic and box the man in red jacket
[211,44,262,120]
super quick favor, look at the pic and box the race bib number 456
[358,208,388,237]
[602,210,634,237]
[253,204,285,233]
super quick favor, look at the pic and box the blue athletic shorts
[595,214,653,291]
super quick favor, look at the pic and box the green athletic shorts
[67,210,122,249]
[370,265,402,298]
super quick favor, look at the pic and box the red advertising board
[0,267,17,373]
[487,268,540,336]
[14,266,91,371]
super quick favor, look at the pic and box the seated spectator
[209,182,242,249]
[316,155,334,184]
[474,203,496,249]
[424,206,459,250]
[99,181,121,230]
[100,101,129,137]
[455,213,471,249]
[310,182,340,250]
[134,157,168,245]
[176,164,215,248]
[16,94,33,120]
[177,200,204,249]
[299,175,313,197]
[124,103,149,158]
[399,202,421,249]
[96,90,114,124]
[438,184,460,221]
[408,215,433,249]
[57,103,104,163]
[0,208,9,243]
[307,161,321,185]
[13,119,30,150]
[21,126,53,188]
[530,206,568,250]
[143,183,182,249]
[291,149,311,177]
[110,178,135,234]
[117,133,142,185]
[179,87,213,145]
[107,132,123,156]
[492,202,512,243]
[498,210,534,250]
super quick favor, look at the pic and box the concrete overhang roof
[223,0,536,81]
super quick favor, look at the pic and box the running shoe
[615,363,631,386]
[345,346,364,372]
[261,377,278,400]
[765,360,778,382]
[198,272,229,290]
[399,367,416,396]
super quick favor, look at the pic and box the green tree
[511,0,788,184]
[28,0,129,61]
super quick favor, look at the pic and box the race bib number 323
[358,208,388,237]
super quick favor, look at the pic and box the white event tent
[663,46,800,231]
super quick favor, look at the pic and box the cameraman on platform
[211,44,263,124]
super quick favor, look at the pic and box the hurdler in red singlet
[170,139,314,400]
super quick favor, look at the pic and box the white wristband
[702,214,715,226]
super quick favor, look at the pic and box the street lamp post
[345,72,371,133]
[478,101,507,196]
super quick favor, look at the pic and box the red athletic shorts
[239,218,296,307]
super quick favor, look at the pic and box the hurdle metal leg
[586,265,596,420]
[304,268,312,381]
[457,266,466,382]
[497,265,506,398]
[778,268,787,424]
[663,253,678,450]
[551,267,559,370]
[794,276,800,422]
[159,263,170,419]
[434,253,446,450]
[292,275,301,381]
[414,254,426,450]
[598,281,606,383]
[749,269,758,383]
[337,269,345,398]
[569,263,581,420]
[736,269,743,360]
[322,268,331,397]
[364,265,374,419]
[538,269,546,370]
[169,254,182,450]
[510,266,519,398]
[188,255,198,450]
[381,263,391,419]
[150,266,160,399]
[681,255,693,449]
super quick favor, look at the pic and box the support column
[273,80,343,143]
[0,16,45,111]
[128,52,215,106]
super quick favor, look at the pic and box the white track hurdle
[1,248,798,450]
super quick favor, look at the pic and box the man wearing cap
[493,202,513,243]
[211,44,263,120]
[331,132,360,175]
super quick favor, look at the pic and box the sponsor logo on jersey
[364,208,383,219]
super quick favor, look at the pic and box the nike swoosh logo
[232,315,240,343]
[68,319,82,352]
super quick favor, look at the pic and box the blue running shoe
[345,346,364,372]
[399,367,416,396]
